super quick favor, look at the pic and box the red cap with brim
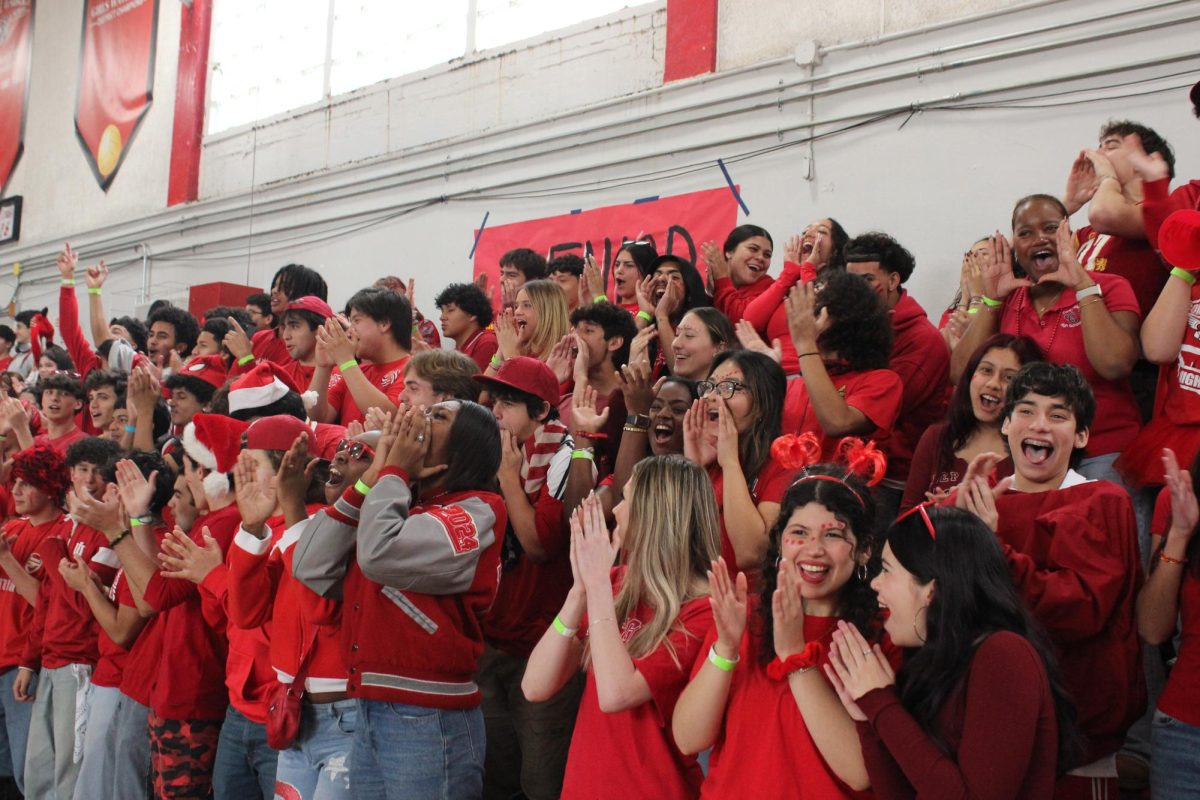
[473,355,560,407]
[286,296,334,320]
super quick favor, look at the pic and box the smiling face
[800,218,837,266]
[872,542,934,648]
[652,263,685,306]
[41,388,82,425]
[1012,198,1066,281]
[1001,392,1089,491]
[672,311,723,381]
[325,439,374,503]
[612,249,641,302]
[88,384,119,431]
[703,361,753,435]
[512,288,539,347]
[728,236,773,286]
[779,502,863,615]
[969,347,1022,425]
[648,381,692,456]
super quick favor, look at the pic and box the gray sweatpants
[25,663,91,800]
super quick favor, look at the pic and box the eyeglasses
[335,439,374,461]
[895,502,937,540]
[697,379,747,400]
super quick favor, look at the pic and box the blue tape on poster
[469,211,490,258]
[716,158,749,216]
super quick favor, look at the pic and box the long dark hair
[937,334,1043,470]
[757,465,881,665]
[709,350,785,480]
[889,507,1080,771]
[437,401,501,495]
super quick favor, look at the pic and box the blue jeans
[352,699,485,800]
[212,706,277,800]
[275,699,356,800]
[0,668,33,793]
[1151,710,1200,799]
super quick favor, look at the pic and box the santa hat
[1160,209,1200,273]
[307,421,348,460]
[228,363,301,415]
[176,355,228,389]
[245,415,311,453]
[29,314,55,365]
[182,413,248,500]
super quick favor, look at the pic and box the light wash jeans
[1151,710,1200,799]
[274,699,356,800]
[351,699,485,800]
[0,667,34,793]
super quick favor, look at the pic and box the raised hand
[358,411,395,488]
[1123,133,1170,182]
[682,399,707,466]
[545,334,576,385]
[655,279,682,320]
[828,621,896,701]
[1162,448,1199,541]
[498,429,523,483]
[159,526,223,584]
[708,557,748,659]
[784,282,826,353]
[223,317,253,361]
[58,553,99,594]
[386,405,445,480]
[772,558,807,658]
[233,451,277,534]
[700,241,730,281]
[1034,219,1090,290]
[276,432,318,509]
[72,484,125,540]
[318,318,357,366]
[617,361,657,416]
[494,309,520,361]
[571,384,610,435]
[1064,150,1099,213]
[114,459,157,519]
[627,326,656,366]
[714,397,740,470]
[635,274,656,317]
[784,234,804,265]
[581,255,604,305]
[363,405,390,433]
[573,492,620,591]
[735,320,782,364]
[979,232,1031,300]
[57,242,78,281]
[85,260,109,290]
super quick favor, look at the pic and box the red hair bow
[835,438,887,487]
[771,432,822,472]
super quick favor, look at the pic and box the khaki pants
[479,646,584,800]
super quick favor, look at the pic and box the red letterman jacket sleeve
[740,261,813,334]
[227,525,290,628]
[356,467,498,595]
[291,487,366,603]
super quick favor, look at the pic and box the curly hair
[66,436,121,469]
[569,302,638,368]
[1100,119,1175,180]
[147,305,201,356]
[434,283,494,328]
[814,269,893,371]
[756,464,883,666]
[844,231,915,283]
[12,445,70,504]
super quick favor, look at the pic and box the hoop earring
[856,563,868,582]
[913,606,928,644]
[775,556,782,569]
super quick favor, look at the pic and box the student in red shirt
[0,325,15,373]
[845,232,951,523]
[830,505,1078,799]
[523,457,720,799]
[163,355,227,436]
[292,401,506,800]
[1139,448,1200,800]
[308,288,412,426]
[705,225,778,324]
[3,372,88,457]
[956,362,1143,799]
[779,270,903,462]
[0,446,71,796]
[673,465,889,798]
[434,283,497,372]
[228,296,332,393]
[82,370,124,438]
[903,334,1041,511]
[605,242,655,314]
[246,264,328,368]
[146,305,200,369]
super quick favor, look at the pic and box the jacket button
[351,644,358,651]
[349,667,356,674]
[353,603,360,611]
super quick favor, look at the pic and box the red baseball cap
[286,295,334,319]
[245,415,312,453]
[1160,209,1200,273]
[177,355,228,389]
[473,356,560,407]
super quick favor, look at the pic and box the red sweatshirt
[251,327,292,366]
[22,520,119,670]
[1142,176,1200,249]
[291,470,506,709]
[994,480,1144,764]
[856,631,1059,799]
[740,260,817,375]
[58,285,103,383]
[712,274,774,327]
[0,516,66,671]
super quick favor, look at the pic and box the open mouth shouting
[1031,247,1057,273]
[1020,437,1054,466]
[978,393,1002,415]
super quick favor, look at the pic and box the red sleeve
[889,329,951,419]
[142,568,200,612]
[901,426,942,513]
[1000,490,1138,643]
[326,372,347,420]
[19,564,51,669]
[741,261,811,334]
[532,488,568,557]
[227,534,283,629]
[845,370,904,437]
[1150,487,1171,538]
[633,598,714,726]
[857,633,1052,800]
[468,337,498,372]
[1142,178,1200,249]
[58,286,100,379]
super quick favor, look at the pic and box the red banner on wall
[75,0,158,191]
[0,0,34,196]
[472,187,739,306]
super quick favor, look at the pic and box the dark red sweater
[855,631,1059,799]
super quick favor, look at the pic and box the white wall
[0,0,1197,326]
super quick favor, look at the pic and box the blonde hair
[518,280,570,361]
[585,454,720,668]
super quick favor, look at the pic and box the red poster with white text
[0,0,34,195]
[472,187,739,309]
[75,0,158,191]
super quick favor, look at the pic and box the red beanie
[12,445,69,503]
[245,415,311,453]
[1160,210,1200,273]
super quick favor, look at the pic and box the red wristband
[766,641,825,681]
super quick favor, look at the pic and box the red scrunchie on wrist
[766,641,825,681]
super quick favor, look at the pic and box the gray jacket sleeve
[356,472,497,595]
[291,490,363,600]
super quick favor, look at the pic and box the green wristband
[707,644,739,672]
[237,353,255,366]
[1170,267,1196,286]
[353,479,372,496]
[86,287,101,296]
[636,310,653,322]
[61,278,76,287]
[593,294,607,304]
[552,615,578,637]
[571,448,594,461]
[980,295,1003,308]
[339,359,359,373]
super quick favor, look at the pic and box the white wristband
[1075,283,1102,301]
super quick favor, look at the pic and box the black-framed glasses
[896,502,937,540]
[697,379,747,400]
[336,439,374,461]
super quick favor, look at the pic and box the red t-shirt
[0,516,64,671]
[884,291,951,487]
[1142,176,1200,249]
[741,261,818,375]
[998,272,1142,457]
[781,368,903,458]
[1076,225,1167,318]
[251,327,292,366]
[901,423,1013,512]
[1157,281,1200,428]
[325,357,409,426]
[460,329,499,373]
[34,427,87,458]
[561,572,713,800]
[117,574,162,707]
[708,457,795,572]
[92,569,130,688]
[696,613,895,799]
[1149,489,1200,726]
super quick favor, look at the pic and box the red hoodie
[1142,176,1200,249]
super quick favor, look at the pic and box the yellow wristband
[86,287,101,296]
[636,310,653,322]
[353,479,371,496]
[1170,267,1196,286]
[236,354,254,366]
[552,615,578,637]
[339,359,358,372]
[593,295,607,304]
[980,295,1003,308]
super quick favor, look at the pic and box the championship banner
[75,0,158,190]
[472,187,740,306]
[0,0,34,195]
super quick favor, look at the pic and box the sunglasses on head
[895,502,937,540]
[335,439,374,461]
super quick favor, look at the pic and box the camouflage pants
[148,711,222,799]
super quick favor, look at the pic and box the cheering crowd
[0,91,1197,800]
